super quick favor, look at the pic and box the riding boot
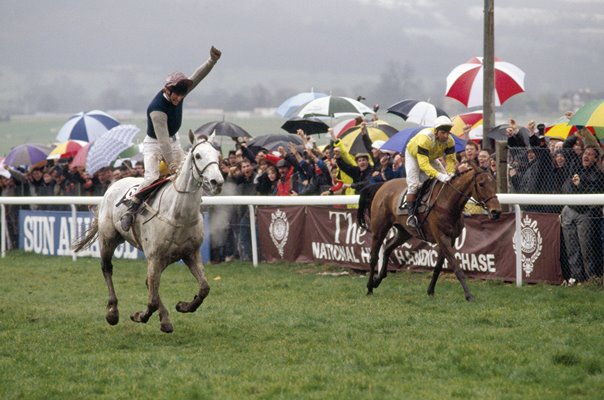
[120,197,142,231]
[406,193,418,228]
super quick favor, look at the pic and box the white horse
[73,131,224,333]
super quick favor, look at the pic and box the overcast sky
[1,0,602,111]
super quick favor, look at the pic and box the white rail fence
[1,194,603,287]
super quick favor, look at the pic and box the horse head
[187,130,224,195]
[466,161,501,220]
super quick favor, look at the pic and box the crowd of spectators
[1,115,603,284]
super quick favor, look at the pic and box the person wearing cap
[403,115,456,228]
[121,46,222,231]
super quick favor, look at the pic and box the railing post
[1,205,6,258]
[514,204,522,287]
[249,204,258,267]
[70,204,78,261]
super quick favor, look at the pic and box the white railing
[1,194,603,287]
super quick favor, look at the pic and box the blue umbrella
[276,91,328,118]
[381,126,466,154]
[4,143,53,167]
[56,110,120,143]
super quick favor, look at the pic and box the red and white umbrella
[445,57,525,108]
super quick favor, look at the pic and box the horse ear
[209,129,216,143]
[188,129,196,144]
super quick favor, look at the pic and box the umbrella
[194,121,251,138]
[381,127,466,154]
[86,125,140,175]
[47,140,87,160]
[247,133,304,152]
[486,125,531,144]
[544,123,582,141]
[451,110,483,137]
[276,90,328,118]
[69,142,92,168]
[296,96,375,119]
[281,117,329,135]
[56,110,120,142]
[0,158,10,178]
[338,124,398,154]
[4,143,53,167]
[569,99,604,130]
[334,118,397,138]
[445,57,525,108]
[386,99,449,126]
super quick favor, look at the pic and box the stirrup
[407,214,418,228]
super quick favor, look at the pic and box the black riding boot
[120,198,141,231]
[406,200,418,229]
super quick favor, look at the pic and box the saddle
[116,177,172,210]
[396,178,437,216]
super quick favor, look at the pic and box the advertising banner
[19,210,211,262]
[258,207,563,284]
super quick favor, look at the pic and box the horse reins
[443,170,496,212]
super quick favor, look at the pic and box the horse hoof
[175,302,187,313]
[160,323,174,333]
[130,311,148,323]
[106,312,119,325]
[466,294,475,302]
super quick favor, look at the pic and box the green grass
[1,252,603,399]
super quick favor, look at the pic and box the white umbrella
[386,99,449,126]
[56,110,120,143]
[276,90,328,118]
[86,125,140,175]
[296,96,375,119]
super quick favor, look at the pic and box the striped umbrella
[4,143,53,167]
[451,110,483,138]
[339,125,398,155]
[445,57,525,108]
[569,99,604,129]
[56,110,120,142]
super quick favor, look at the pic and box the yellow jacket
[406,128,456,177]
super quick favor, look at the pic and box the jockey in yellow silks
[404,116,457,228]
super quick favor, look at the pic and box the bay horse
[73,131,224,333]
[357,163,501,301]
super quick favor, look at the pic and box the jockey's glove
[436,172,452,183]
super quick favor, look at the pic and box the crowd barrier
[1,194,603,287]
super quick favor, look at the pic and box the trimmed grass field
[1,252,603,399]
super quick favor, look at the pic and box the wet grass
[1,252,603,399]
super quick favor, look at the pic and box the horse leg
[176,253,210,313]
[438,239,474,301]
[367,224,392,295]
[100,238,120,326]
[130,260,162,325]
[427,252,445,297]
[374,226,409,289]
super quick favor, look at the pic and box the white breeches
[404,150,447,194]
[141,134,185,187]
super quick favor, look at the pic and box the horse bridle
[175,140,219,193]
[444,169,497,212]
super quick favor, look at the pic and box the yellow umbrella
[47,140,88,160]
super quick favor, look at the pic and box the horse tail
[71,207,99,252]
[357,182,385,231]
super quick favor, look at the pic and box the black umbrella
[194,121,251,138]
[386,99,449,126]
[247,133,304,152]
[487,124,530,145]
[281,117,330,135]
